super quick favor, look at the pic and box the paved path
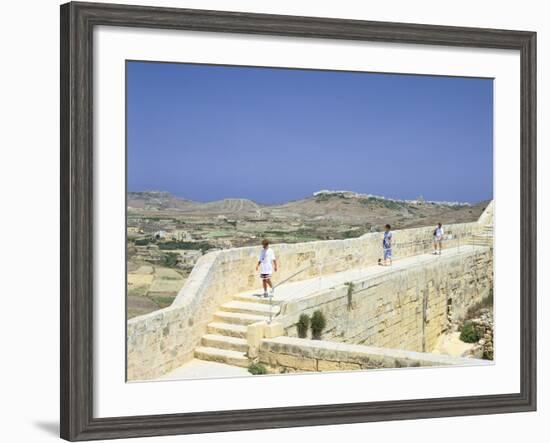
[159,359,249,381]
[239,244,489,304]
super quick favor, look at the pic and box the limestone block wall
[258,336,489,372]
[127,202,493,380]
[278,247,493,352]
[127,252,221,380]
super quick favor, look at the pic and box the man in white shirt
[256,239,277,298]
[433,222,444,255]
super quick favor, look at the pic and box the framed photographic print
[60,1,537,441]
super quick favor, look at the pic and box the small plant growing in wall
[345,282,355,311]
[310,310,327,340]
[248,362,268,375]
[459,322,481,343]
[297,313,310,338]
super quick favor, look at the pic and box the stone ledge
[259,336,490,372]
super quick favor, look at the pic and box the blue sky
[127,61,493,204]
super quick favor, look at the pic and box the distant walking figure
[256,239,277,298]
[380,224,393,266]
[433,222,444,255]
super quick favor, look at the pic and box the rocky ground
[432,332,476,357]
[462,307,494,360]
[434,305,494,360]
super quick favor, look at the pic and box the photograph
[1,0,543,440]
[126,61,495,382]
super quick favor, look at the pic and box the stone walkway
[159,358,249,381]
[238,244,489,304]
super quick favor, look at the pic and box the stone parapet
[258,336,490,372]
[278,247,493,353]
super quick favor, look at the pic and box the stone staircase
[470,225,494,247]
[194,293,283,367]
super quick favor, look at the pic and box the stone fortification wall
[128,202,493,380]
[278,247,493,353]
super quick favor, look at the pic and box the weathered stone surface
[317,360,361,371]
[246,321,266,358]
[264,322,284,339]
[274,353,318,371]
[258,336,489,372]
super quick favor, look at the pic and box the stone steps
[207,322,247,338]
[214,311,270,326]
[195,293,279,368]
[194,346,249,367]
[220,300,280,316]
[195,293,278,368]
[233,293,283,305]
[201,334,248,352]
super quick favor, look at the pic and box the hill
[128,192,260,214]
[273,192,487,227]
[127,189,488,229]
[127,191,199,211]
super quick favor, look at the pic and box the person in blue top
[380,224,393,266]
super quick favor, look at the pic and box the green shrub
[315,194,331,202]
[310,310,327,340]
[150,296,175,309]
[248,363,267,375]
[134,238,152,246]
[460,322,481,343]
[342,230,362,239]
[297,314,310,338]
[162,252,179,268]
[158,241,213,253]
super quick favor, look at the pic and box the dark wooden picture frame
[60,2,536,441]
